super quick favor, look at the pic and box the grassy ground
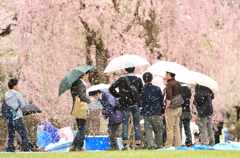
[0,150,239,158]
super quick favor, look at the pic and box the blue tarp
[36,130,52,148]
[157,143,240,150]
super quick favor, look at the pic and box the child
[90,89,122,151]
[141,72,164,149]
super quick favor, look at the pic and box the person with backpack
[141,72,164,149]
[109,66,143,150]
[4,79,30,152]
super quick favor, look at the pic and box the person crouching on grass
[90,89,122,151]
[141,72,165,149]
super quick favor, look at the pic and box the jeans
[72,118,88,148]
[7,118,29,152]
[144,116,163,148]
[121,106,141,144]
[180,112,192,147]
[108,122,121,148]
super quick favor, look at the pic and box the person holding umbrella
[109,65,143,150]
[164,72,183,148]
[68,68,96,152]
[193,84,215,146]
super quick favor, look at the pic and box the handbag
[170,82,184,109]
[71,94,88,119]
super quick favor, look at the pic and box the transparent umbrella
[87,84,110,95]
[104,55,150,73]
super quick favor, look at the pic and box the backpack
[125,77,142,107]
[1,100,18,121]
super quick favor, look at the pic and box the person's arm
[17,93,26,108]
[158,87,165,114]
[109,79,121,98]
[78,82,91,103]
[138,78,143,96]
[165,83,173,109]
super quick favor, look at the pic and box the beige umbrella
[190,71,219,91]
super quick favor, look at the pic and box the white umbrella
[148,61,195,84]
[148,61,188,77]
[87,84,110,95]
[190,71,219,91]
[175,69,196,84]
[104,55,150,73]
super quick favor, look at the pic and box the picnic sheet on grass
[157,143,240,150]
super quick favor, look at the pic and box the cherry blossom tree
[10,0,240,126]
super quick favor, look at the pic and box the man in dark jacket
[69,71,95,151]
[141,72,164,149]
[92,89,122,151]
[180,83,192,147]
[193,84,215,146]
[164,72,183,148]
[109,66,143,150]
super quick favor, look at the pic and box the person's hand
[98,114,106,119]
[88,96,96,102]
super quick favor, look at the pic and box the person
[180,83,193,147]
[141,72,164,149]
[91,89,122,151]
[109,66,143,150]
[164,72,183,148]
[213,120,223,144]
[162,78,167,144]
[193,84,215,146]
[5,79,30,152]
[69,71,95,152]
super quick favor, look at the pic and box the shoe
[122,145,129,151]
[76,148,85,151]
[134,145,140,150]
[69,146,76,152]
[148,146,156,150]
[107,147,119,151]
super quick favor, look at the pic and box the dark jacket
[166,79,183,100]
[141,84,164,116]
[99,90,122,125]
[71,79,90,109]
[182,85,192,112]
[193,84,214,117]
[109,75,143,109]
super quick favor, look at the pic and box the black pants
[180,112,192,147]
[108,122,121,148]
[72,118,88,148]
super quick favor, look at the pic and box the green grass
[0,150,239,158]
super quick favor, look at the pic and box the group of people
[3,65,216,152]
[69,66,216,151]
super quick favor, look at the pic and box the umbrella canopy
[87,84,110,95]
[190,71,219,91]
[59,65,95,96]
[148,61,195,84]
[21,104,42,116]
[104,55,150,73]
[148,61,188,77]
